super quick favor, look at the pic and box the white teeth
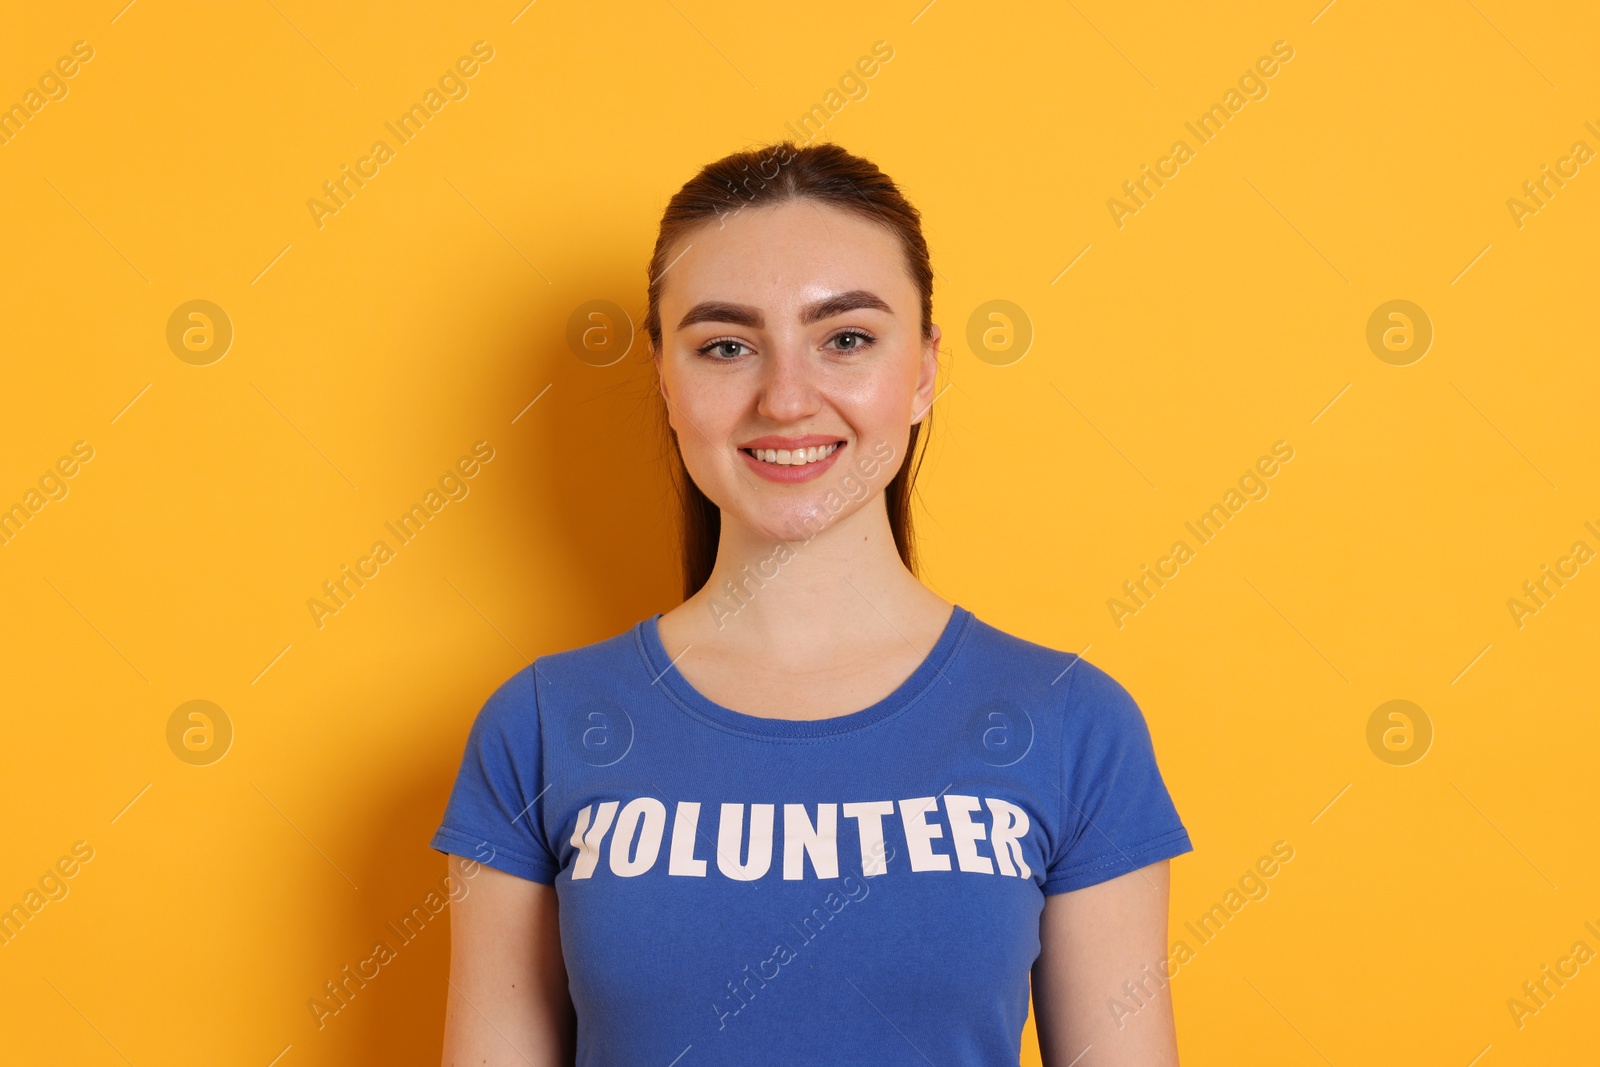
[747,442,840,466]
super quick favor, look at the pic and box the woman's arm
[441,863,576,1066]
[1032,859,1179,1067]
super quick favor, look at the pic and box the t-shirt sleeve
[1041,659,1193,895]
[429,663,560,885]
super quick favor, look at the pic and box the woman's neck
[662,497,952,668]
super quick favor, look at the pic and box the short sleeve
[429,663,560,885]
[1041,659,1192,894]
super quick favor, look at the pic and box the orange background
[2,1,1597,1063]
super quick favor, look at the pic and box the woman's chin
[726,499,855,545]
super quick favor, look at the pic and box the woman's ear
[653,342,669,403]
[655,343,685,440]
[911,323,942,425]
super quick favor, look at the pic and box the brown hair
[645,141,935,600]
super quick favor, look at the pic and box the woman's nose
[755,345,820,423]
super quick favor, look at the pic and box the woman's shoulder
[532,617,647,675]
[475,615,652,718]
[962,610,1144,719]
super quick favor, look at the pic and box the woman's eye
[697,338,749,359]
[828,330,876,352]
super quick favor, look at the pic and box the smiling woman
[430,142,1192,1067]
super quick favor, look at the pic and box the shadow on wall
[341,276,683,1062]
[348,766,470,1061]
[530,282,684,642]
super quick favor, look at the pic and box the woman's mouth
[739,442,841,467]
[736,439,846,483]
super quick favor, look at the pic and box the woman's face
[654,199,940,544]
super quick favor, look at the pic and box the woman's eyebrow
[675,290,893,331]
[677,301,762,330]
[801,289,892,324]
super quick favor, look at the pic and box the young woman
[432,142,1192,1066]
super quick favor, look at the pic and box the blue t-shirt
[430,604,1192,1065]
